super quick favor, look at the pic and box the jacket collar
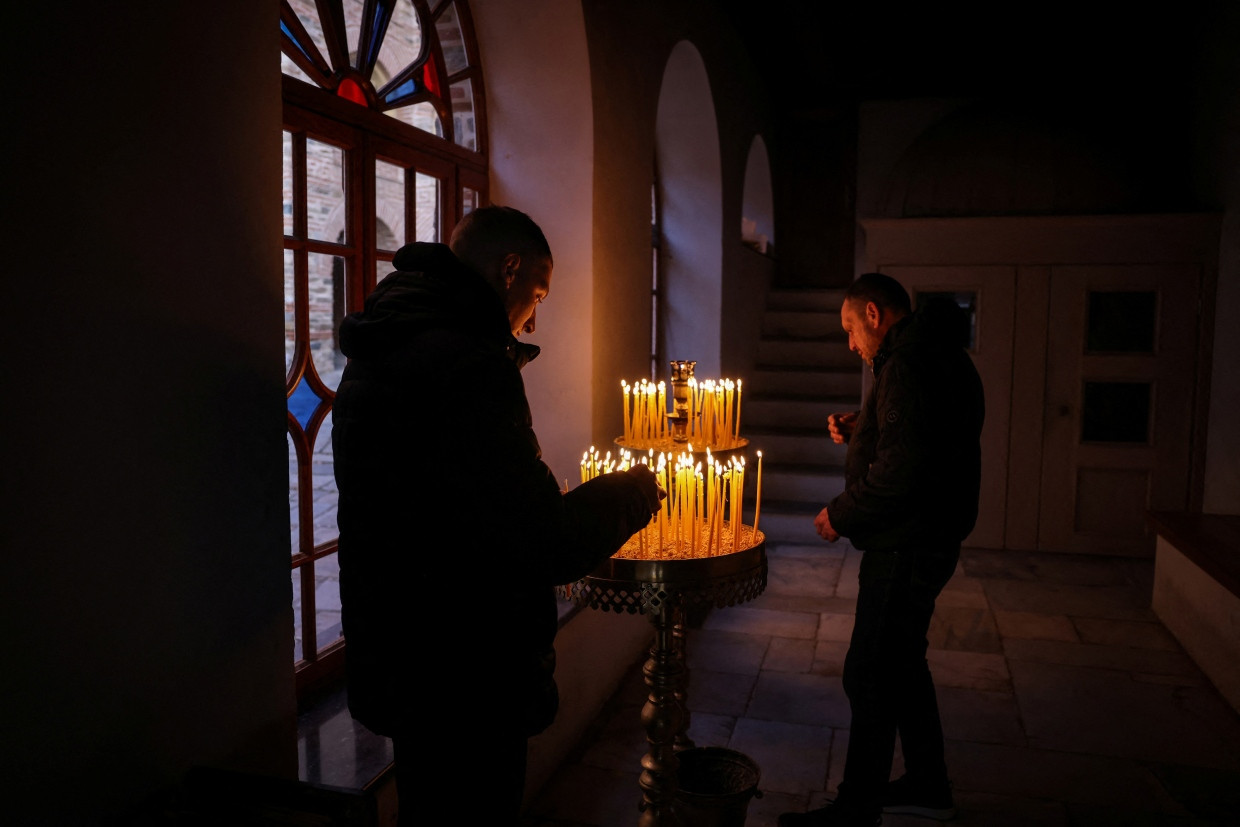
[872,314,913,375]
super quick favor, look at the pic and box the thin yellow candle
[734,379,743,442]
[695,463,704,555]
[689,379,698,441]
[622,381,631,445]
[736,457,745,552]
[724,380,733,445]
[727,458,737,552]
[647,385,657,442]
[684,457,693,552]
[705,383,713,445]
[657,381,667,440]
[709,463,719,552]
[753,450,763,537]
[660,454,668,548]
[709,446,719,530]
[635,381,643,442]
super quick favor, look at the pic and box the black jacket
[331,242,654,738]
[827,297,985,551]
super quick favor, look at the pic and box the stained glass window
[281,0,484,152]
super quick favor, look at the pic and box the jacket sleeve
[449,348,653,586]
[826,358,937,540]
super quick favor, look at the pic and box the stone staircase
[742,287,862,545]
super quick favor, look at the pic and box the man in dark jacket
[779,273,984,827]
[331,205,663,825]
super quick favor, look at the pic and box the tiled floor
[520,541,1240,827]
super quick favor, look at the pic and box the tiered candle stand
[567,532,766,827]
[613,437,749,465]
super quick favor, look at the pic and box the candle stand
[567,535,766,827]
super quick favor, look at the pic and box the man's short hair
[845,272,912,315]
[449,205,552,273]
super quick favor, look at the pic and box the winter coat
[331,242,654,738]
[827,296,985,552]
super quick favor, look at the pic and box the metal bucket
[673,747,763,827]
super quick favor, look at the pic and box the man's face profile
[505,255,553,337]
[840,298,883,365]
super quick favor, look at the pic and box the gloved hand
[623,464,666,514]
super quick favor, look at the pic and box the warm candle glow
[752,450,763,536]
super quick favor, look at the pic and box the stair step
[744,427,846,465]
[744,395,858,429]
[749,365,864,399]
[762,310,842,338]
[734,283,856,539]
[759,464,844,501]
[757,336,856,368]
[745,500,822,545]
[765,287,848,313]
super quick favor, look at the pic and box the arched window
[281,0,487,696]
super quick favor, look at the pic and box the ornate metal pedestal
[567,535,767,827]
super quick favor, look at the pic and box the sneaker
[881,774,957,820]
[778,799,882,827]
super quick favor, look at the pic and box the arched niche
[742,134,774,254]
[656,40,723,376]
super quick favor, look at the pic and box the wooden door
[1037,265,1201,555]
[883,265,1015,550]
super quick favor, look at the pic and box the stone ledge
[1148,511,1240,598]
[1149,511,1240,715]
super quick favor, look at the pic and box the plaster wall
[3,3,295,822]
[472,0,596,483]
[1194,3,1240,514]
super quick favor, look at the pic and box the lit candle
[622,381,631,445]
[752,450,762,537]
[734,379,742,443]
[658,381,667,441]
[695,462,704,556]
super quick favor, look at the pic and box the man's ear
[865,300,882,328]
[502,253,521,288]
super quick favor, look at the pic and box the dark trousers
[392,728,528,825]
[837,546,959,813]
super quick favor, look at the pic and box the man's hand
[814,506,840,542]
[827,411,859,445]
[625,464,667,514]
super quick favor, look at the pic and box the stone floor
[519,542,1240,827]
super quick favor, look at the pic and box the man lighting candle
[779,273,983,827]
[331,205,665,826]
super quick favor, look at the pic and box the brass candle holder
[668,359,696,443]
[567,534,767,826]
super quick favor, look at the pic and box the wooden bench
[1148,511,1240,714]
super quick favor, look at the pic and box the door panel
[1038,265,1200,555]
[883,265,1015,550]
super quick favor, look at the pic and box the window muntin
[1086,290,1157,353]
[281,0,485,153]
[914,289,978,352]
